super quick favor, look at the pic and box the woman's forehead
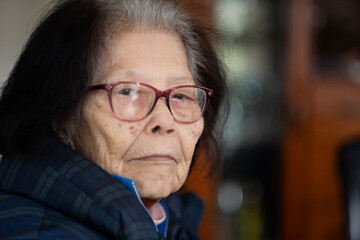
[97,31,194,85]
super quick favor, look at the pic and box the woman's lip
[133,155,175,161]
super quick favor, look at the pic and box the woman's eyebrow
[168,75,194,84]
[106,68,148,82]
[105,67,193,84]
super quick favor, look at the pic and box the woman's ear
[52,119,76,150]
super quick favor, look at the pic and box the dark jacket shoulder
[0,191,107,239]
[0,138,203,239]
[0,138,162,239]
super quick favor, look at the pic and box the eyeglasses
[89,81,213,123]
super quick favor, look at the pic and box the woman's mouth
[133,154,175,162]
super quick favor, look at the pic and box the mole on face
[129,126,137,136]
[94,102,101,109]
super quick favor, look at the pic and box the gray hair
[96,0,203,83]
[54,0,205,149]
[0,0,227,174]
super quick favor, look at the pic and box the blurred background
[1,0,360,239]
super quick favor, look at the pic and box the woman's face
[75,31,204,204]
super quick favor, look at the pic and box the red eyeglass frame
[89,81,213,123]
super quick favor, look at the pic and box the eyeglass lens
[110,83,207,122]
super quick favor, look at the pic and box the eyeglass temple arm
[89,84,112,91]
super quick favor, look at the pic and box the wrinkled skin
[74,31,204,209]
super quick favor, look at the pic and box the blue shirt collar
[112,175,168,237]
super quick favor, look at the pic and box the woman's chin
[126,168,186,200]
[136,181,175,201]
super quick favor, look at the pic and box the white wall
[0,0,52,85]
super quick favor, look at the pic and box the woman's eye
[173,93,190,100]
[118,88,137,95]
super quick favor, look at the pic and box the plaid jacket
[0,138,204,239]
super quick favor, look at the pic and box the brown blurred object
[282,0,360,239]
[185,151,218,240]
[182,0,214,26]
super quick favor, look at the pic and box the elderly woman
[0,0,227,239]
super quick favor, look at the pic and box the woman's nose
[144,98,175,135]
